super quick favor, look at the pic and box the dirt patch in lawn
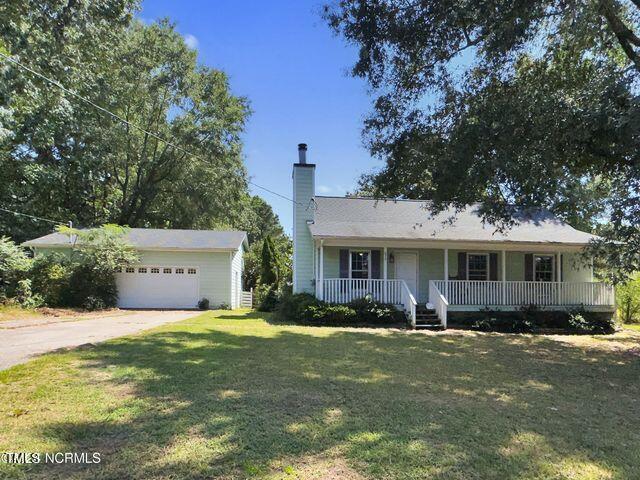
[272,454,366,480]
[0,307,133,328]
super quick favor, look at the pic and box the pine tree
[260,236,278,286]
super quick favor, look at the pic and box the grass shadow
[3,312,640,479]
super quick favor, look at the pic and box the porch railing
[322,278,417,326]
[433,280,614,307]
[322,278,405,304]
[428,281,448,328]
[400,280,418,328]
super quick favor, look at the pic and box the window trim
[348,249,372,280]
[533,254,555,282]
[466,253,490,281]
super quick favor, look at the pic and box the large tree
[0,3,250,241]
[0,0,137,240]
[326,0,640,280]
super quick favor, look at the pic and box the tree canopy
[326,0,640,280]
[0,1,251,242]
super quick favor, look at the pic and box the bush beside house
[0,225,137,311]
[463,304,617,334]
[274,293,616,333]
[273,293,405,326]
[0,236,31,302]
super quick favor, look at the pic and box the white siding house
[291,144,615,328]
[24,229,248,310]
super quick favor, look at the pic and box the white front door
[395,252,418,298]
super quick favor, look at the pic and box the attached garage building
[24,229,248,309]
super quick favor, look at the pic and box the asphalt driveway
[0,310,201,370]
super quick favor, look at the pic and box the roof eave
[24,244,242,253]
[309,233,595,248]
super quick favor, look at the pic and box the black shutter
[524,254,533,281]
[558,254,562,282]
[371,250,381,279]
[457,252,467,280]
[489,253,498,281]
[339,249,349,278]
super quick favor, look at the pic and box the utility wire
[0,206,67,225]
[0,52,307,208]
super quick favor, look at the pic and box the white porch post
[383,246,388,303]
[557,251,562,304]
[319,240,324,301]
[444,248,449,299]
[501,250,506,305]
[314,243,319,299]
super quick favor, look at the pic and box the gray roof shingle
[309,197,597,245]
[23,228,248,251]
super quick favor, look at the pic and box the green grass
[1,311,640,479]
[624,323,640,332]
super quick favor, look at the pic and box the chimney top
[297,143,309,165]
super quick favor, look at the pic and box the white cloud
[317,185,332,194]
[184,34,199,50]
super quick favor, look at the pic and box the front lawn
[1,311,639,479]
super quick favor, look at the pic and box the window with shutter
[534,255,554,282]
[467,254,489,281]
[350,251,370,279]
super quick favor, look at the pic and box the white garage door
[116,266,200,309]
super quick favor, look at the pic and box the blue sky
[140,0,378,234]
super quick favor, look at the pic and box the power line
[0,206,67,226]
[0,51,304,207]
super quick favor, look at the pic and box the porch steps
[414,307,443,330]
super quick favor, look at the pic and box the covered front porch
[313,240,615,328]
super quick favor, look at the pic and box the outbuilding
[24,228,248,309]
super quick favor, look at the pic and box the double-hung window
[467,254,489,281]
[350,251,370,279]
[534,255,554,282]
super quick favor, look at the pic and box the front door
[395,252,418,298]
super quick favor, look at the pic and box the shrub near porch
[274,293,406,325]
[1,310,640,479]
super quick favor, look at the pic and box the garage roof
[309,197,597,246]
[24,228,248,251]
